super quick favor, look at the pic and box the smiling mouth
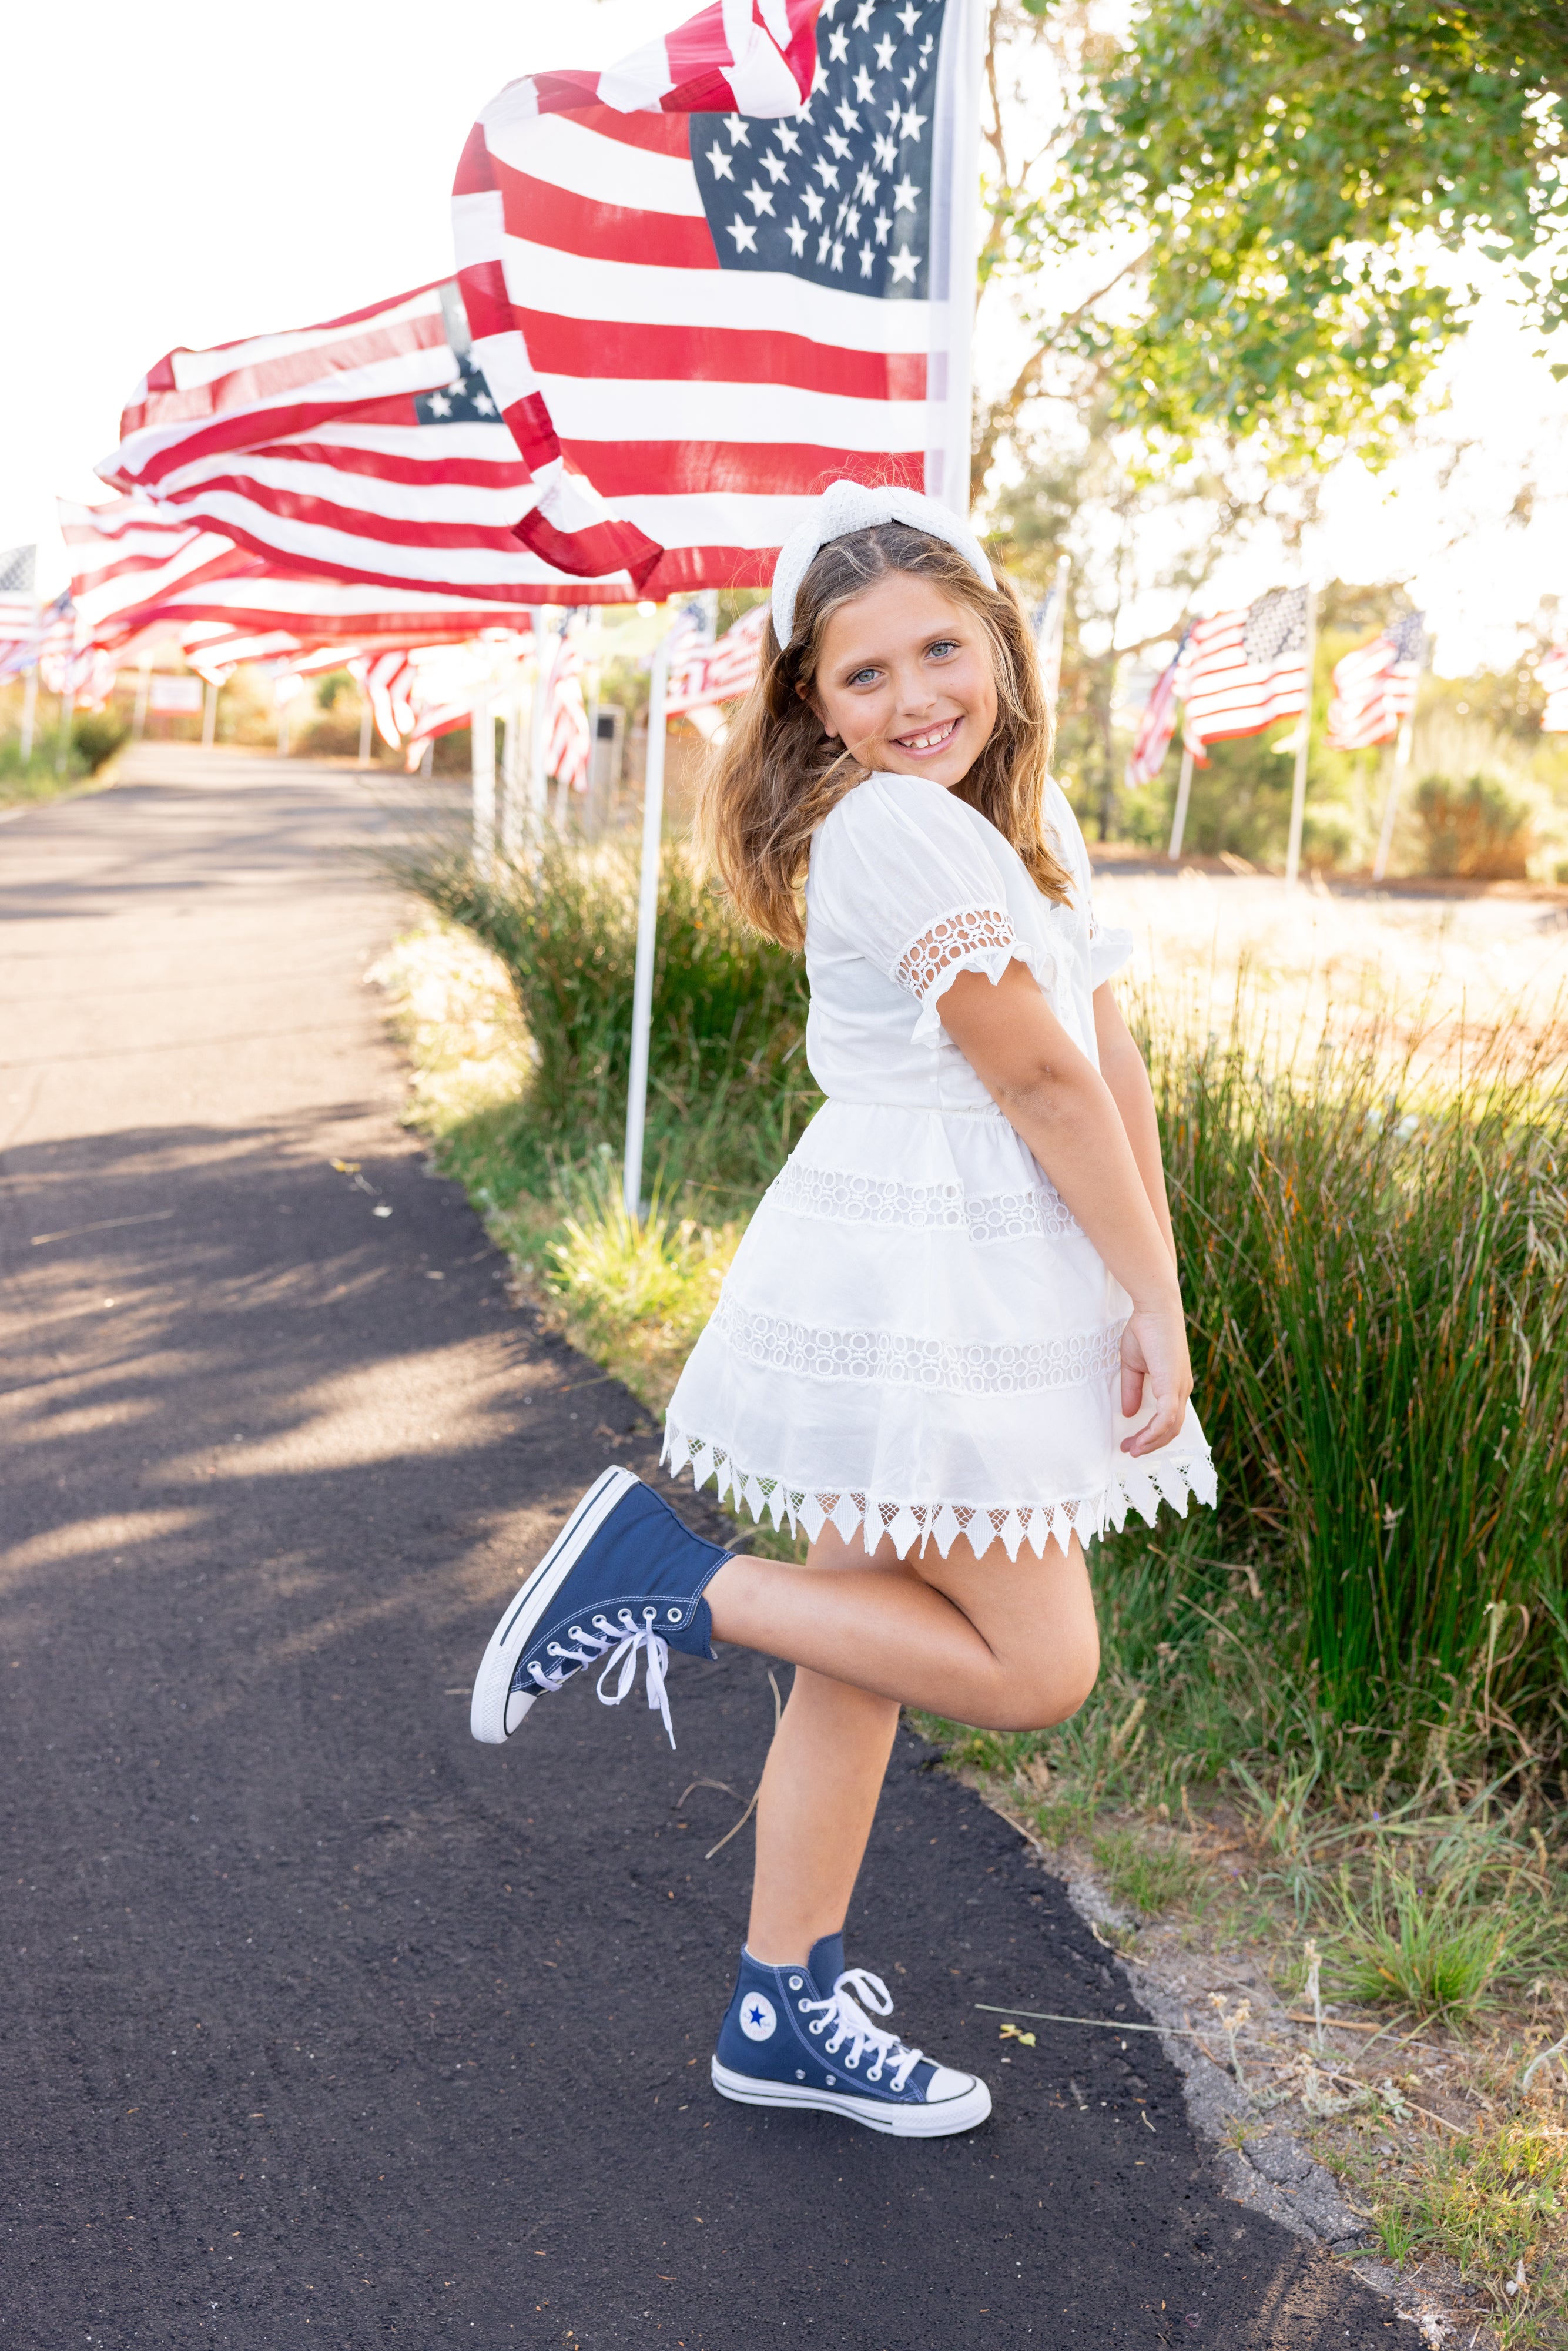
[893,716,960,755]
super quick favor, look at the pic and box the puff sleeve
[810,775,1053,1046]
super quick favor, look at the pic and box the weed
[1091,1827,1206,1918]
[1366,2118,1568,2340]
[1324,1864,1533,2023]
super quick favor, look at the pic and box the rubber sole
[469,1466,641,1744]
[710,2057,992,2138]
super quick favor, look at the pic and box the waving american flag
[1325,612,1425,752]
[456,0,983,591]
[96,283,639,606]
[1182,589,1309,762]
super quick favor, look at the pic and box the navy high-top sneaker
[712,1933,992,2137]
[470,1468,731,1748]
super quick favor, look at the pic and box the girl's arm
[937,960,1191,1459]
[1091,982,1176,1267]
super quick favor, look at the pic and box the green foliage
[71,712,129,773]
[314,669,354,710]
[1146,996,1568,1734]
[1031,0,1567,463]
[1366,2116,1568,2311]
[1090,1826,1207,1917]
[1324,1860,1529,2020]
[397,838,820,1203]
[1415,772,1536,879]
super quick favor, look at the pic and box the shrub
[72,712,129,773]
[399,838,819,1200]
[1415,772,1535,879]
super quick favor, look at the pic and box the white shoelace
[799,1969,925,2092]
[527,1605,676,1746]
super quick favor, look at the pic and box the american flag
[63,503,545,673]
[61,499,254,653]
[353,650,420,751]
[0,544,36,661]
[1539,645,1568,734]
[1182,589,1309,762]
[1124,632,1188,789]
[455,0,981,591]
[666,600,768,712]
[1325,612,1424,752]
[0,587,72,682]
[544,628,594,791]
[96,282,638,605]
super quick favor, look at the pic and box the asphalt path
[1,748,1420,2349]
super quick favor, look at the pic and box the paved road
[1,749,1418,2348]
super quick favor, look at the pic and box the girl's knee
[983,1638,1100,1733]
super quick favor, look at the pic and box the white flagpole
[1372,716,1412,884]
[357,689,373,767]
[1284,589,1316,889]
[622,630,673,1221]
[55,685,76,775]
[471,696,495,876]
[19,660,37,763]
[202,679,219,749]
[530,631,552,825]
[500,685,525,859]
[132,653,152,744]
[1168,745,1195,862]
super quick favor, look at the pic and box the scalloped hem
[661,1418,1217,1562]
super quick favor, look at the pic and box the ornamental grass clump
[1140,993,1568,1759]
[397,836,818,1201]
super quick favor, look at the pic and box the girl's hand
[1118,1302,1192,1456]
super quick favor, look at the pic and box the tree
[973,0,1567,495]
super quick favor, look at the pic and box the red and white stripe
[454,0,980,593]
[61,498,254,653]
[96,284,638,607]
[1123,638,1185,788]
[1325,634,1419,752]
[1540,645,1568,734]
[1182,603,1308,761]
[666,598,767,711]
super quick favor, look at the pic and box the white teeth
[902,720,956,751]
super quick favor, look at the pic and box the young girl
[470,480,1214,2139]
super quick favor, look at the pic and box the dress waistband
[822,1096,1004,1119]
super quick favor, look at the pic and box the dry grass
[1095,867,1568,1086]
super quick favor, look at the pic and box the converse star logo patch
[739,1993,777,2042]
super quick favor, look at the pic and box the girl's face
[807,571,998,790]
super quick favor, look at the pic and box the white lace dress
[662,771,1215,1560]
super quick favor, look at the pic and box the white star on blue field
[692,0,938,300]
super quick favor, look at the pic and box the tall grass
[1144,994,1568,1750]
[398,837,820,1203]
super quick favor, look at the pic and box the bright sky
[5,1,1563,674]
[0,0,690,587]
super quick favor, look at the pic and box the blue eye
[927,638,959,657]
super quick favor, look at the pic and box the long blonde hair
[698,523,1070,950]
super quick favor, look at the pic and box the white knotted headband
[770,480,996,649]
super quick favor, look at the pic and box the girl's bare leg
[746,1666,900,1962]
[733,1521,1099,1964]
[706,1517,1100,1732]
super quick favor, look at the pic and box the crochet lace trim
[894,906,1016,1001]
[765,1161,1081,1245]
[709,1292,1123,1396]
[662,1419,1219,1562]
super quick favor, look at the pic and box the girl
[470,480,1214,2139]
